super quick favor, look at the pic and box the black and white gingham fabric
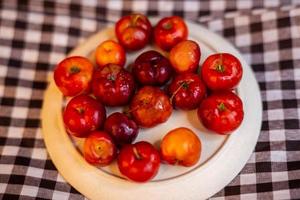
[0,0,299,199]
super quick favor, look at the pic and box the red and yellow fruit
[160,127,201,167]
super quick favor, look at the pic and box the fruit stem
[217,102,226,112]
[132,147,142,160]
[75,107,84,114]
[170,81,192,105]
[131,14,141,26]
[163,22,173,30]
[108,74,116,81]
[215,64,225,73]
[215,54,224,73]
[124,107,138,115]
[105,47,112,53]
[70,66,81,74]
[124,99,149,115]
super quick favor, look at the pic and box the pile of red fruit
[53,14,244,182]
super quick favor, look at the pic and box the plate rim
[41,18,262,200]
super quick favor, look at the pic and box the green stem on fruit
[215,64,225,73]
[217,102,226,112]
[162,22,173,30]
[170,81,192,105]
[124,99,149,115]
[70,66,81,74]
[124,107,137,115]
[75,107,84,114]
[215,53,225,73]
[131,14,141,26]
[133,147,142,160]
[107,74,116,81]
[182,82,190,89]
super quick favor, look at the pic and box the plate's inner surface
[66,28,230,181]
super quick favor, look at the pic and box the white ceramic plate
[41,18,262,200]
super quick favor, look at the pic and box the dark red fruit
[133,50,173,86]
[104,112,139,146]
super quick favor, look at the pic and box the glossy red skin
[104,112,139,146]
[197,91,244,134]
[168,73,206,110]
[54,56,94,96]
[95,40,126,68]
[201,53,243,90]
[154,16,188,51]
[130,86,173,128]
[92,64,136,106]
[63,95,106,137]
[169,40,200,74]
[115,14,152,51]
[117,141,160,182]
[83,131,117,166]
[133,50,173,86]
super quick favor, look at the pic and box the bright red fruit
[92,64,136,106]
[63,95,106,137]
[197,91,244,134]
[130,86,172,128]
[118,141,160,182]
[83,131,117,166]
[168,73,206,110]
[201,53,243,90]
[169,40,200,74]
[54,56,94,96]
[104,112,139,146]
[95,40,126,68]
[133,50,173,86]
[154,16,188,51]
[115,13,152,51]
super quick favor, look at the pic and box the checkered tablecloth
[0,0,299,199]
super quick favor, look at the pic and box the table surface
[0,0,299,199]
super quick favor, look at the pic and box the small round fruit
[63,95,106,137]
[92,64,136,106]
[104,112,139,146]
[115,13,152,51]
[169,40,200,74]
[130,86,172,128]
[154,16,188,51]
[133,50,173,86]
[95,40,126,68]
[201,53,243,90]
[83,131,117,166]
[160,127,201,167]
[54,56,94,96]
[197,91,244,134]
[118,141,160,182]
[169,73,206,110]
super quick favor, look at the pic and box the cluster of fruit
[53,14,244,182]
